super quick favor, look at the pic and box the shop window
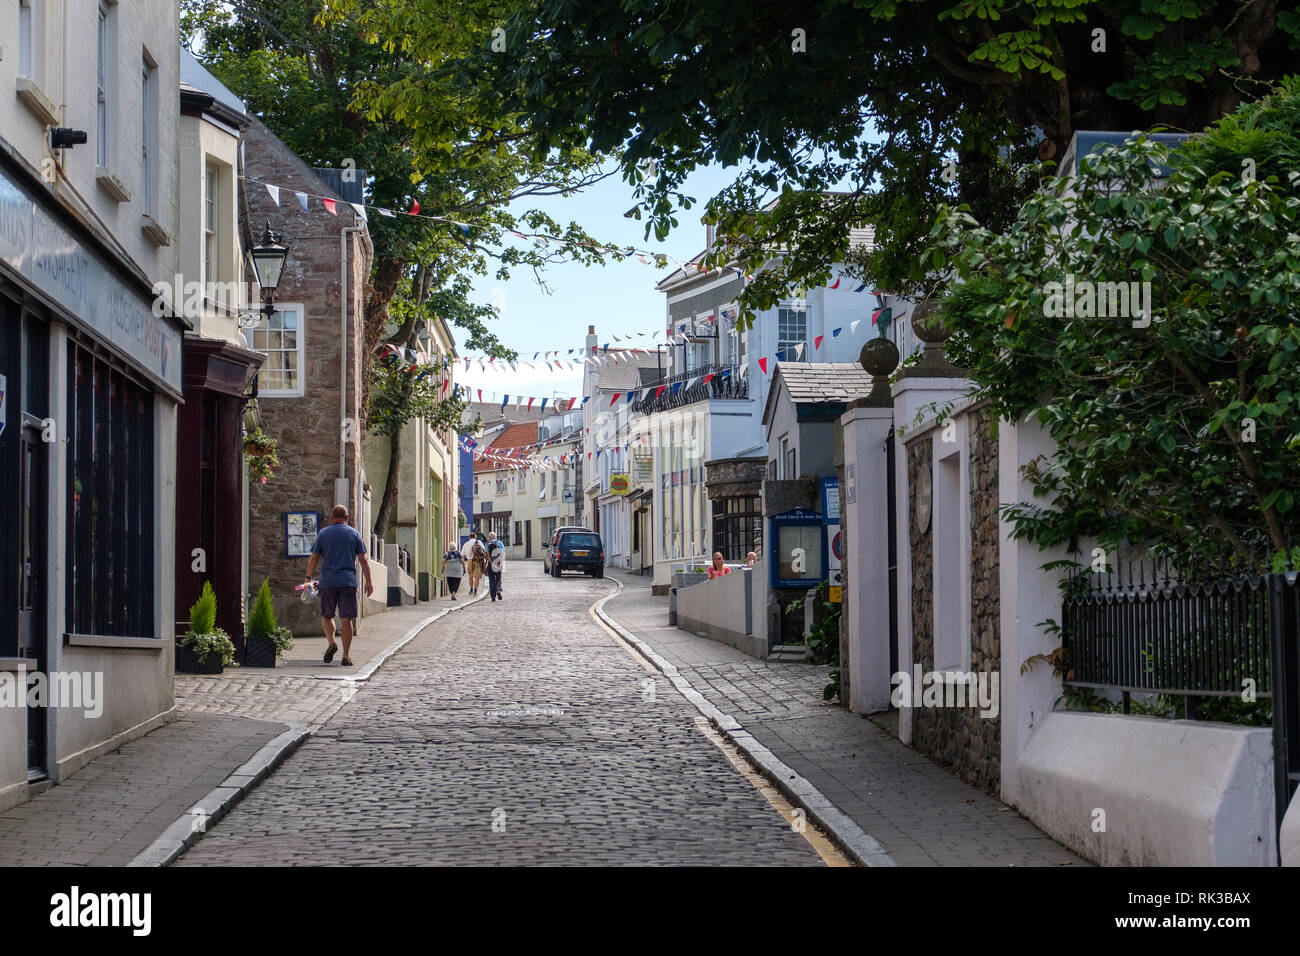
[66,344,154,638]
[251,304,305,396]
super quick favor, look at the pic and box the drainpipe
[340,218,365,510]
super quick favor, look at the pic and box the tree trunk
[373,426,404,540]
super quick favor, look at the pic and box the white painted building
[0,1,184,805]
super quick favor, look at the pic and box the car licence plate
[572,550,589,556]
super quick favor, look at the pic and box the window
[19,1,33,77]
[514,521,522,546]
[712,495,761,561]
[551,471,558,497]
[141,57,156,215]
[768,458,776,481]
[204,164,218,283]
[777,307,807,362]
[67,344,154,638]
[96,2,111,167]
[787,447,797,479]
[250,304,304,396]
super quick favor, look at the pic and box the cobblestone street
[176,566,825,866]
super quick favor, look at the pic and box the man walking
[304,505,374,667]
[485,531,506,602]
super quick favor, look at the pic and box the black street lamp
[248,221,290,319]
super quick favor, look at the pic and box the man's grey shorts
[319,586,359,620]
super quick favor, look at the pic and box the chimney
[588,324,595,334]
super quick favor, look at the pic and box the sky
[458,162,743,404]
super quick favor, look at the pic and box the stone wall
[907,408,1002,795]
[705,456,765,500]
[243,117,371,636]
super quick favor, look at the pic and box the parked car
[543,525,593,573]
[551,531,604,578]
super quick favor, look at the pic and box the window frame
[776,306,807,363]
[95,1,112,168]
[250,302,306,397]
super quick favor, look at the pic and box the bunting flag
[853,283,868,293]
[295,191,308,212]
[829,277,839,289]
[265,184,281,206]
[655,385,667,399]
[850,320,861,334]
[758,357,769,375]
[408,200,420,216]
[832,327,842,338]
[814,334,825,349]
[672,382,683,395]
[501,395,509,411]
[627,390,638,403]
[477,389,482,402]
[540,398,548,412]
[793,343,805,359]
[527,397,535,410]
[323,198,337,215]
[351,202,367,220]
[610,393,621,406]
[702,372,715,384]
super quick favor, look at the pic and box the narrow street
[175,565,827,866]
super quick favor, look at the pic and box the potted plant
[244,426,280,484]
[176,581,236,674]
[245,578,294,668]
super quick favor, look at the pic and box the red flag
[655,385,667,399]
[702,373,715,384]
[814,335,825,349]
[758,357,769,375]
[322,198,337,215]
[829,278,840,289]
[477,389,482,402]
[408,200,420,216]
[610,393,620,406]
[527,397,535,409]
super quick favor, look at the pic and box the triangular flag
[672,382,683,395]
[540,398,548,412]
[477,389,482,402]
[265,184,281,206]
[794,343,805,359]
[527,397,535,409]
[626,390,638,403]
[829,277,840,289]
[610,393,621,406]
[501,395,509,410]
[295,191,308,212]
[655,385,667,399]
[351,202,367,220]
[758,357,769,375]
[814,334,825,349]
[408,200,420,216]
[323,198,338,215]
[378,208,396,217]
[832,327,842,337]
[850,320,861,334]
[702,373,715,384]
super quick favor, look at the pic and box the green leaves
[939,83,1300,564]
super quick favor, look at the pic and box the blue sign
[820,476,840,523]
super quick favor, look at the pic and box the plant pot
[175,642,224,674]
[244,634,278,668]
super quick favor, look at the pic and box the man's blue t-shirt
[311,523,366,588]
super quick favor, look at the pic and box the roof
[180,48,247,120]
[473,421,539,473]
[597,352,667,391]
[762,362,872,426]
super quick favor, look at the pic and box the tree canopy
[932,78,1300,566]
[459,0,1300,313]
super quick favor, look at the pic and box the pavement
[596,567,1088,867]
[0,562,1085,867]
[0,591,486,867]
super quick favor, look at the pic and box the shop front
[0,158,184,807]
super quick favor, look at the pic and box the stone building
[0,1,184,801]
[240,116,372,635]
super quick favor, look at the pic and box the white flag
[265,183,281,206]
[850,320,861,334]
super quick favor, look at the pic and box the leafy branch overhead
[931,79,1300,566]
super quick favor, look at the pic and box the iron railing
[1061,557,1299,847]
[629,364,748,415]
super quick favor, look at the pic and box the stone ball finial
[859,336,899,376]
[909,297,949,344]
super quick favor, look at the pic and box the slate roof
[596,351,668,391]
[762,362,873,425]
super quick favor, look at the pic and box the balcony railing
[630,364,748,415]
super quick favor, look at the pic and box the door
[524,520,532,559]
[18,417,47,776]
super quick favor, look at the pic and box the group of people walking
[442,531,506,602]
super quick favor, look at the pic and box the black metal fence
[1061,559,1299,846]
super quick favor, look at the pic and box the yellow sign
[828,585,843,604]
[609,473,631,495]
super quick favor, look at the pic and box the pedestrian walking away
[486,531,506,601]
[442,541,465,600]
[462,532,487,596]
[304,505,374,666]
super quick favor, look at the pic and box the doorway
[18,417,47,777]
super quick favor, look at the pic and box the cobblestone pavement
[601,569,1086,867]
[176,564,824,866]
[0,712,286,866]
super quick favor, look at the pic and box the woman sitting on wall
[707,552,732,580]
